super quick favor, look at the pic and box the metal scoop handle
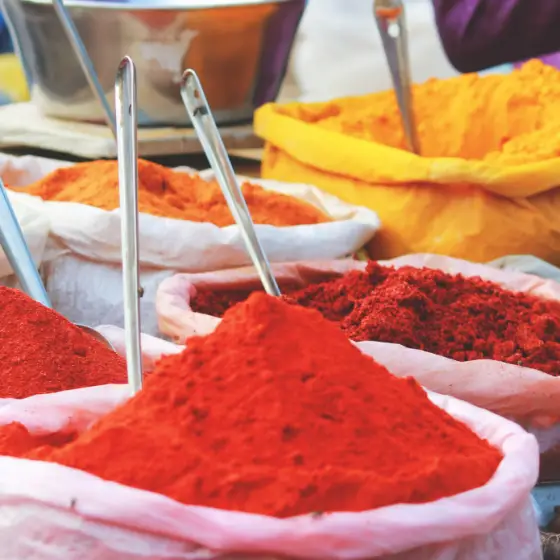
[52,0,116,138]
[0,178,51,307]
[115,56,143,394]
[180,69,281,297]
[374,0,419,154]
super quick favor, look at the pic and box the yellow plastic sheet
[0,54,28,103]
[254,64,560,263]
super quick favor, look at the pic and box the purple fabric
[514,53,560,70]
[432,0,560,72]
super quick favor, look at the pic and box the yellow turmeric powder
[280,60,560,165]
[18,159,329,227]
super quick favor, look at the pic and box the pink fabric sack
[0,366,541,558]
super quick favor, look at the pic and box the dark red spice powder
[191,287,262,317]
[0,287,127,398]
[16,293,501,517]
[191,262,560,376]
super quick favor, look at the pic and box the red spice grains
[190,287,257,317]
[0,287,127,398]
[32,294,501,517]
[0,423,77,457]
[191,263,560,376]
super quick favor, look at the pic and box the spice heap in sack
[16,159,329,226]
[0,287,126,398]
[255,60,560,263]
[1,293,501,516]
[191,262,560,375]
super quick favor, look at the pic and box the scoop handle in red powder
[0,177,51,307]
[179,69,281,298]
[374,0,419,154]
[115,56,143,395]
[0,179,116,350]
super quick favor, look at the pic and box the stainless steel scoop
[180,69,281,297]
[0,179,114,349]
[115,56,143,395]
[374,0,419,154]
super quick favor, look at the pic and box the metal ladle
[180,69,281,297]
[374,0,420,154]
[0,179,114,348]
[115,56,143,395]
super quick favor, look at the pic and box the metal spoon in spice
[0,178,114,349]
[180,69,281,297]
[115,56,143,395]
[374,0,420,154]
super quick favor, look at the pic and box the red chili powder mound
[38,293,501,517]
[0,287,127,398]
[0,423,77,457]
[192,262,560,376]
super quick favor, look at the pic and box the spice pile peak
[41,292,501,517]
[0,287,126,398]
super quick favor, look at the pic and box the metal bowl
[1,0,304,126]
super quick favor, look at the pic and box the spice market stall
[0,0,554,555]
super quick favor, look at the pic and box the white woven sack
[0,153,380,335]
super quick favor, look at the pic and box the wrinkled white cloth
[489,255,560,282]
[287,0,513,103]
[290,0,460,102]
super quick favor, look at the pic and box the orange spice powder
[17,159,329,227]
[281,60,560,166]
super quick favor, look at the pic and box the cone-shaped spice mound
[40,293,502,517]
[0,287,126,398]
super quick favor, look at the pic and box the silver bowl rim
[19,0,301,10]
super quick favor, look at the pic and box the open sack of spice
[0,284,180,403]
[255,60,560,264]
[0,293,541,559]
[155,254,560,446]
[0,152,379,335]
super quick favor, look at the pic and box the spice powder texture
[191,262,560,376]
[36,293,502,517]
[0,423,77,457]
[0,287,127,398]
[301,59,560,164]
[17,159,329,227]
